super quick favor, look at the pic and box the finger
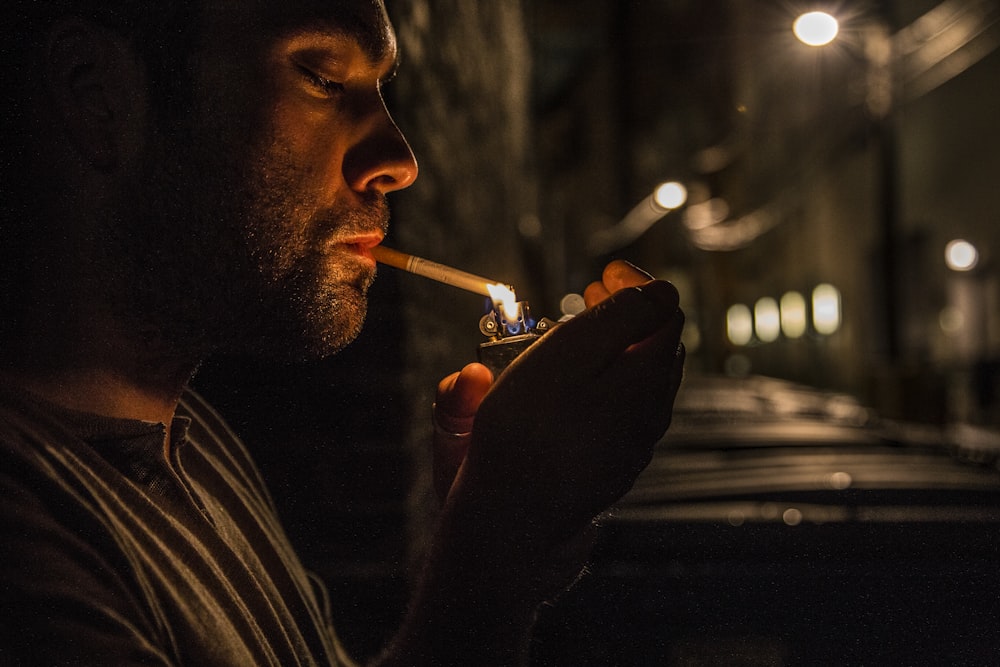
[538,281,681,376]
[582,260,654,308]
[433,433,468,503]
[569,336,684,518]
[433,364,493,503]
[601,259,654,293]
[603,324,686,445]
[434,363,493,434]
[591,311,685,452]
[433,435,468,503]
[583,280,611,308]
[609,306,685,398]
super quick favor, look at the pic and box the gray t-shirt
[0,386,353,665]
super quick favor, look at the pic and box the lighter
[476,297,558,377]
[368,245,562,376]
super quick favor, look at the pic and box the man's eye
[296,65,345,96]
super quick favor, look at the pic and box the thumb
[435,363,493,432]
[433,363,493,502]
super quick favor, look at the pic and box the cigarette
[371,245,504,297]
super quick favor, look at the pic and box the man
[0,1,685,664]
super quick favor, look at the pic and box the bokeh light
[755,297,781,343]
[780,291,808,339]
[727,304,753,346]
[653,181,688,209]
[812,284,842,335]
[945,239,979,271]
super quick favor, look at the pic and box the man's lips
[339,233,385,263]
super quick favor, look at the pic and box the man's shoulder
[0,383,83,462]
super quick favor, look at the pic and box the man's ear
[45,19,143,170]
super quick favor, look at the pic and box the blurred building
[529,0,1000,426]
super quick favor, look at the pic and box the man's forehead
[214,0,396,62]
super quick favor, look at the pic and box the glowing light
[754,297,781,343]
[939,306,964,334]
[783,508,803,526]
[812,283,841,335]
[587,181,687,255]
[945,239,979,271]
[794,11,839,46]
[486,283,519,321]
[780,291,808,339]
[727,304,753,346]
[828,472,853,490]
[559,293,586,318]
[653,181,688,210]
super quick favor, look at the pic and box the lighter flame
[487,283,519,321]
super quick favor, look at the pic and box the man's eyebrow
[279,21,401,82]
[277,15,396,65]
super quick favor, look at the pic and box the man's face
[120,0,417,362]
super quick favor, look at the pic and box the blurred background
[194,0,1000,663]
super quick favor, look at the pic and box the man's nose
[344,101,419,195]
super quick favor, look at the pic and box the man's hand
[431,363,492,502]
[382,260,684,666]
[457,260,683,536]
[434,259,684,543]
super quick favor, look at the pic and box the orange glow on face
[487,283,519,321]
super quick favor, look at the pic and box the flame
[486,283,519,321]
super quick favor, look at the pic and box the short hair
[0,1,202,339]
[2,1,203,128]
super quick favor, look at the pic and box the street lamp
[943,238,987,366]
[587,180,688,255]
[653,181,688,210]
[793,11,839,47]
[945,239,979,272]
[792,8,900,362]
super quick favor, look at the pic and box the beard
[105,116,389,365]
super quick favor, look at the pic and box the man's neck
[5,247,210,434]
[0,313,201,431]
[1,366,188,427]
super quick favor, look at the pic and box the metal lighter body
[476,299,558,377]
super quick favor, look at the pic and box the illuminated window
[754,297,780,343]
[780,291,807,339]
[727,304,753,346]
[812,284,841,335]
